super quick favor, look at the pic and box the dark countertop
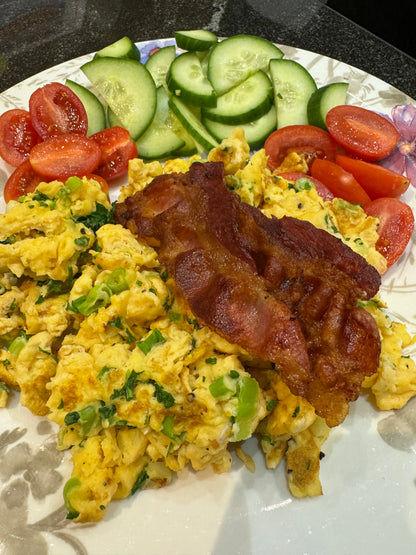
[0,0,415,100]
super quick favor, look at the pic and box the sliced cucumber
[81,57,157,140]
[307,82,349,129]
[207,35,283,95]
[94,36,141,61]
[167,51,217,108]
[202,70,273,125]
[65,79,106,136]
[202,104,277,150]
[269,58,317,129]
[174,30,218,51]
[136,87,185,159]
[169,95,218,152]
[145,45,176,87]
[166,111,197,156]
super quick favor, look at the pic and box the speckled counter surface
[1,0,415,99]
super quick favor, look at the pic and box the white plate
[0,39,416,555]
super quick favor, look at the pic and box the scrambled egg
[0,129,415,522]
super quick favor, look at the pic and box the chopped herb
[3,359,10,366]
[131,465,149,495]
[111,370,141,401]
[108,316,124,330]
[35,294,45,305]
[136,280,143,286]
[58,399,64,409]
[149,287,157,295]
[0,234,16,245]
[66,283,112,316]
[74,236,90,247]
[306,459,312,470]
[266,399,279,411]
[292,406,300,418]
[100,505,106,511]
[64,411,80,426]
[74,202,114,232]
[98,403,116,420]
[160,269,169,282]
[229,370,240,379]
[161,415,185,443]
[137,329,166,355]
[148,379,175,408]
[38,346,52,355]
[125,327,136,343]
[205,357,217,365]
[97,365,114,380]
[0,381,10,393]
[168,310,182,323]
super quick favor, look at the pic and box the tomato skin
[0,109,40,167]
[310,158,371,205]
[90,126,138,181]
[264,124,337,171]
[29,82,88,140]
[364,197,414,267]
[4,160,45,202]
[30,134,101,180]
[277,171,334,201]
[335,154,410,200]
[326,105,399,162]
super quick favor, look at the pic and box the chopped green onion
[0,381,10,394]
[106,268,129,294]
[63,477,81,519]
[233,376,260,441]
[161,415,185,443]
[67,283,112,316]
[65,176,83,192]
[74,236,90,247]
[64,411,80,426]
[148,379,175,408]
[209,374,238,398]
[205,357,217,364]
[79,405,98,435]
[9,332,28,356]
[110,370,141,401]
[137,329,166,355]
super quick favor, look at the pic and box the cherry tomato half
[326,105,399,162]
[278,171,334,201]
[364,197,414,267]
[335,154,410,200]
[0,109,40,167]
[90,126,138,181]
[30,133,101,180]
[29,82,88,140]
[264,125,337,171]
[310,158,371,205]
[4,159,45,202]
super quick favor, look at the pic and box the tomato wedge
[30,134,101,180]
[264,125,337,171]
[0,109,40,167]
[335,154,410,199]
[4,160,45,202]
[277,172,334,201]
[311,158,371,205]
[326,105,399,161]
[90,126,138,181]
[364,198,414,267]
[29,82,88,140]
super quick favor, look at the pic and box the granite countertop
[0,0,415,99]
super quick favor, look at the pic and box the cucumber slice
[145,45,176,87]
[207,35,283,95]
[94,36,141,61]
[81,57,157,140]
[136,87,185,159]
[169,95,218,152]
[174,30,218,51]
[307,82,349,129]
[202,104,277,150]
[269,58,317,129]
[65,79,106,136]
[167,51,217,108]
[201,70,273,125]
[166,111,197,156]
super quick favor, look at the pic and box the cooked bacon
[114,162,381,427]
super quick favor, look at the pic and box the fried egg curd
[0,129,414,522]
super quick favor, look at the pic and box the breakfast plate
[0,38,415,555]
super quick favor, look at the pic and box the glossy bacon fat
[114,162,381,427]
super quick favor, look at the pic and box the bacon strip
[114,162,381,426]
